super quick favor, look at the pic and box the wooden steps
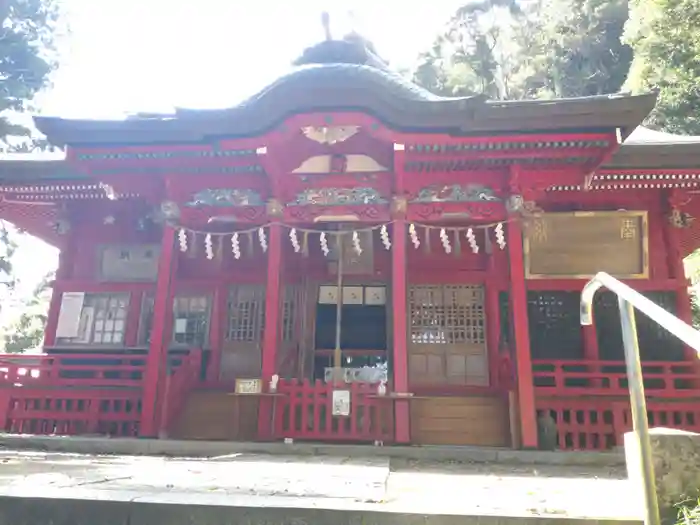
[169,390,259,441]
[410,394,510,447]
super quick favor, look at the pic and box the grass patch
[678,499,700,525]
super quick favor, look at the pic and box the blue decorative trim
[412,184,501,203]
[289,187,387,206]
[185,188,264,208]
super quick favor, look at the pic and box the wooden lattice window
[408,284,488,386]
[172,295,211,347]
[410,285,485,345]
[56,293,130,346]
[226,285,302,344]
[282,285,303,343]
[594,291,684,361]
[138,294,155,346]
[527,291,584,360]
[227,285,265,342]
[499,291,512,350]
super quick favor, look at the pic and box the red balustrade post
[392,219,410,443]
[258,223,283,440]
[0,389,10,432]
[507,218,538,449]
[140,225,176,437]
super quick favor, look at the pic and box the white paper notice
[174,318,188,333]
[55,292,85,338]
[332,389,351,417]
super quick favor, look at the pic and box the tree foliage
[413,0,633,100]
[1,270,53,353]
[0,0,60,142]
[0,1,61,350]
[624,0,700,134]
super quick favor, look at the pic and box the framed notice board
[523,211,649,279]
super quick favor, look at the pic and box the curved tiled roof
[32,37,657,146]
[607,126,700,169]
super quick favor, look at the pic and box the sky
[6,0,464,317]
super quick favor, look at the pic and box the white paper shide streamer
[439,228,452,254]
[258,227,268,252]
[352,230,362,255]
[466,228,479,254]
[178,229,188,252]
[495,223,506,250]
[231,233,241,259]
[204,233,214,260]
[409,223,420,249]
[380,225,391,250]
[320,232,330,257]
[289,228,301,253]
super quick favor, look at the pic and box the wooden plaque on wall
[524,211,649,279]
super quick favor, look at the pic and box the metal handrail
[581,272,700,525]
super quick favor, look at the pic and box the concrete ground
[0,449,642,525]
[0,433,625,466]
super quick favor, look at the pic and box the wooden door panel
[408,284,488,386]
[220,285,265,383]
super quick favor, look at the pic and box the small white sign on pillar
[332,389,351,417]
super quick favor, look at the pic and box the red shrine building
[1,37,700,451]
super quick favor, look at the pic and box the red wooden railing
[534,358,700,450]
[159,349,202,435]
[532,359,700,397]
[0,350,198,437]
[0,352,147,436]
[2,389,142,436]
[0,353,146,388]
[536,398,700,451]
[274,379,394,443]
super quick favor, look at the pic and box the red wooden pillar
[507,219,538,449]
[258,223,283,439]
[485,239,502,388]
[125,292,143,347]
[140,225,177,437]
[207,284,227,384]
[665,191,695,361]
[392,219,410,443]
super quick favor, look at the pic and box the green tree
[0,0,62,348]
[2,270,53,353]
[624,0,700,134]
[413,0,633,100]
[0,0,61,143]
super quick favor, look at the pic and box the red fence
[532,359,700,397]
[536,397,700,451]
[273,379,394,443]
[0,352,146,436]
[0,353,146,388]
[0,389,142,436]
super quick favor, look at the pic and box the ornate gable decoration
[301,125,359,145]
[288,187,387,206]
[185,189,264,208]
[412,184,501,203]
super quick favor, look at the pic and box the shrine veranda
[1,38,700,451]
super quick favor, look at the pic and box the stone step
[0,450,641,525]
[0,434,625,467]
